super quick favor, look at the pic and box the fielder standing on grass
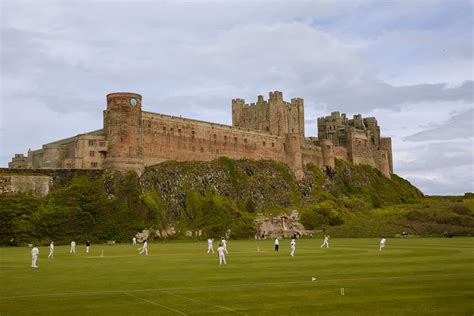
[31,245,39,268]
[217,243,227,265]
[207,238,214,254]
[132,237,137,246]
[86,240,91,253]
[221,237,229,254]
[290,239,296,257]
[139,239,148,256]
[70,241,76,254]
[321,235,330,248]
[48,241,54,259]
[274,237,279,252]
[380,238,386,251]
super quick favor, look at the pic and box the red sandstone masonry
[9,91,393,179]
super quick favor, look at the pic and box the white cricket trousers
[208,245,214,253]
[31,256,38,267]
[321,241,329,248]
[140,248,148,255]
[290,246,295,257]
[219,254,226,265]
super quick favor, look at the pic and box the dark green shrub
[329,215,344,226]
[451,205,470,215]
[407,210,423,221]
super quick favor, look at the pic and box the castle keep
[9,91,393,178]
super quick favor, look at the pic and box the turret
[291,97,305,137]
[321,139,335,168]
[285,133,304,180]
[380,137,393,173]
[103,92,144,174]
[376,151,391,178]
[231,98,245,127]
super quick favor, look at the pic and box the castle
[8,91,393,178]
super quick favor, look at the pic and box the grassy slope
[1,158,472,243]
[0,238,473,315]
[328,196,474,237]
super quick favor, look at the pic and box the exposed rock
[254,210,312,239]
[136,229,150,242]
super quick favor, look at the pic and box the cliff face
[138,158,422,218]
[2,158,451,246]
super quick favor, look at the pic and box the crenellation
[9,90,393,179]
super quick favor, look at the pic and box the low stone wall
[0,174,52,196]
[0,168,103,196]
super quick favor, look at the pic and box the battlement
[9,90,393,178]
[232,91,305,136]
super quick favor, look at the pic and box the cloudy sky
[1,0,473,195]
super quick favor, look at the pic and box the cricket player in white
[221,238,228,254]
[86,240,91,253]
[207,238,214,254]
[132,237,137,246]
[48,241,54,259]
[321,235,330,248]
[379,238,386,251]
[274,238,279,252]
[31,245,39,268]
[70,241,76,254]
[290,239,296,257]
[139,240,148,256]
[217,244,226,265]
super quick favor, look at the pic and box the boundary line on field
[162,291,245,315]
[1,273,473,300]
[123,292,186,315]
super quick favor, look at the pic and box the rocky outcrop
[0,174,52,197]
[254,210,313,238]
[0,168,103,197]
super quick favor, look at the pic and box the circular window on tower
[130,98,138,107]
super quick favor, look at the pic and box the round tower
[321,139,335,168]
[103,92,144,174]
[284,133,304,180]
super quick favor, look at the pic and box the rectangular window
[91,162,98,168]
[88,140,97,146]
[263,141,266,146]
[89,151,95,157]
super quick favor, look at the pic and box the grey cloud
[395,140,473,194]
[396,141,473,173]
[403,172,473,196]
[404,109,474,142]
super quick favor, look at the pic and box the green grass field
[1,238,473,315]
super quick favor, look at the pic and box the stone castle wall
[141,111,288,167]
[8,91,393,179]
